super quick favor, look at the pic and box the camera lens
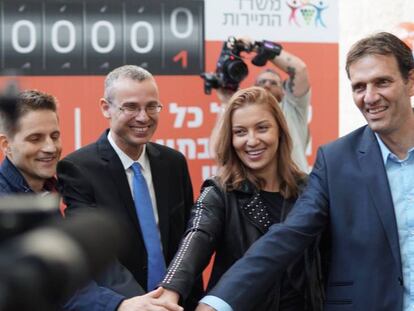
[225,59,248,82]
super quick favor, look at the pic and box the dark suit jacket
[209,125,404,311]
[58,130,201,309]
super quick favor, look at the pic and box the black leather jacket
[161,178,324,311]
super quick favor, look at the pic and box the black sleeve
[160,181,226,299]
[57,157,98,216]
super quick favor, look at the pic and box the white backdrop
[205,0,338,42]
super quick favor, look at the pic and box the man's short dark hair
[0,89,57,137]
[346,32,414,80]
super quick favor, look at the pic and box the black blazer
[57,130,202,307]
[208,125,404,311]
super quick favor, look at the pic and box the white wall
[339,0,414,136]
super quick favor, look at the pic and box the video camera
[201,37,282,94]
[0,194,125,311]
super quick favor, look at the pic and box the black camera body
[201,40,248,94]
[0,194,124,311]
[251,40,282,67]
[201,38,282,94]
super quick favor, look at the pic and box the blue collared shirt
[376,134,414,311]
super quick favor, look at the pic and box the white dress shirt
[107,131,159,224]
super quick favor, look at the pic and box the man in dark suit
[58,65,200,310]
[195,32,414,310]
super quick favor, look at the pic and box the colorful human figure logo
[286,0,328,28]
[287,0,301,27]
[311,1,328,27]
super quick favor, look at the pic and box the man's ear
[100,98,111,119]
[407,69,414,97]
[0,134,10,156]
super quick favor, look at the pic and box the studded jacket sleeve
[159,179,226,299]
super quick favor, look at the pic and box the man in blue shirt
[0,89,182,311]
[190,32,414,310]
[0,89,61,195]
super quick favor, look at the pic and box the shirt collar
[375,133,391,165]
[0,157,56,193]
[107,131,150,172]
[375,133,414,164]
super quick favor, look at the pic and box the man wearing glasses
[58,65,201,310]
[217,41,310,172]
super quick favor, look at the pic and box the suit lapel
[147,143,170,254]
[357,127,402,271]
[97,136,170,254]
[96,131,141,230]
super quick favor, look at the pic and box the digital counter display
[0,0,204,75]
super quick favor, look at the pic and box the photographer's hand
[228,37,254,52]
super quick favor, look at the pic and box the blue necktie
[131,163,166,290]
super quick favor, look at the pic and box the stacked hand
[195,303,217,311]
[117,287,183,311]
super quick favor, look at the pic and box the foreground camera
[0,194,124,311]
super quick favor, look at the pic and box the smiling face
[232,103,279,180]
[1,110,61,192]
[349,54,414,138]
[101,77,160,159]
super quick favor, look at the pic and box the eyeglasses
[256,78,279,86]
[111,102,163,116]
